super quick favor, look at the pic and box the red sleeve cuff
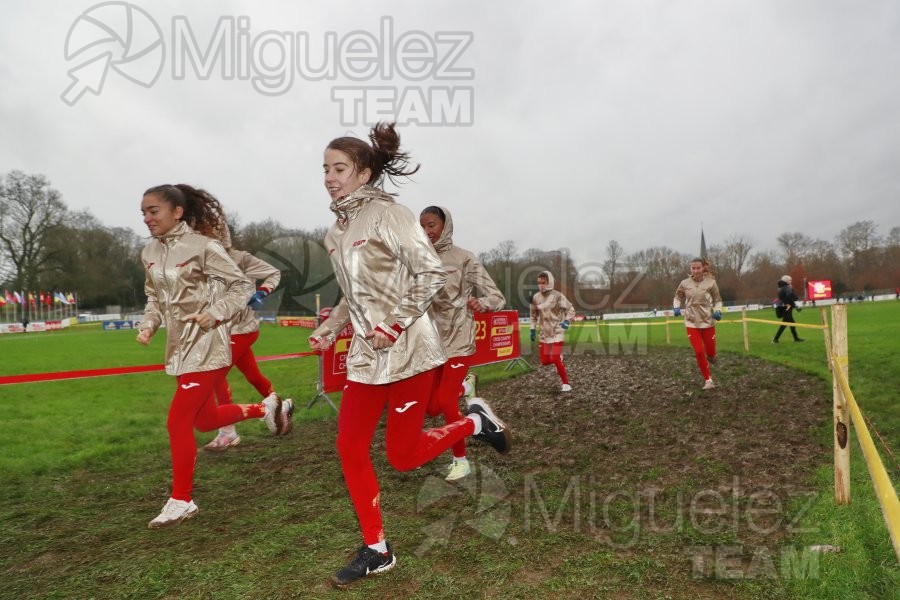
[375,322,403,342]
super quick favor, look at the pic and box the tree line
[1,171,897,316]
[478,225,900,314]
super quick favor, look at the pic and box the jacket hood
[432,205,454,253]
[539,270,556,289]
[330,185,394,224]
[777,280,789,288]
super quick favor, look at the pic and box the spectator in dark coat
[773,275,804,343]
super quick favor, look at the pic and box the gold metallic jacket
[430,207,505,358]
[673,275,722,329]
[226,249,281,335]
[139,221,253,376]
[310,186,448,384]
[530,271,576,344]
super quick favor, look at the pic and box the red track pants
[168,367,265,501]
[427,354,471,459]
[686,326,716,380]
[539,341,569,384]
[214,330,275,405]
[337,367,476,544]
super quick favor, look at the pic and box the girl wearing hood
[203,220,287,451]
[137,184,293,529]
[308,123,512,588]
[672,258,723,390]
[419,206,506,481]
[530,271,576,391]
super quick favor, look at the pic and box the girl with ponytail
[309,123,513,588]
[137,184,293,529]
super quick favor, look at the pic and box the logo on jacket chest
[352,239,368,248]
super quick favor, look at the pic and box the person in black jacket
[773,275,804,343]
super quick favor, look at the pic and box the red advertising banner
[321,322,354,393]
[807,279,833,300]
[319,309,522,393]
[279,316,317,328]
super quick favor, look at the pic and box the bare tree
[489,240,518,265]
[705,243,728,275]
[886,226,900,248]
[723,234,754,277]
[837,220,881,260]
[602,239,624,291]
[0,171,67,289]
[776,232,814,268]
[625,246,689,308]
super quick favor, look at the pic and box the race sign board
[318,309,522,392]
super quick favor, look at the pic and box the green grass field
[0,305,897,599]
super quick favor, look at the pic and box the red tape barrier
[0,351,316,386]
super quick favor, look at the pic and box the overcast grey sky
[2,0,899,267]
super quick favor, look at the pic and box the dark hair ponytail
[143,183,227,238]
[327,121,420,188]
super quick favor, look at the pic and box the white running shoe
[445,458,471,481]
[262,393,294,435]
[148,497,198,529]
[561,384,572,392]
[279,398,295,435]
[703,379,716,390]
[203,430,241,452]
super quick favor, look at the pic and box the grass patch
[1,309,898,598]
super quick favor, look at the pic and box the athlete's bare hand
[184,311,216,329]
[365,329,394,350]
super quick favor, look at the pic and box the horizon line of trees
[2,170,897,316]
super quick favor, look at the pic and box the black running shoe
[331,543,396,589]
[466,397,512,454]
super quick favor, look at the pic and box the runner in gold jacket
[137,184,292,530]
[420,204,506,481]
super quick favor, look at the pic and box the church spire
[700,226,708,260]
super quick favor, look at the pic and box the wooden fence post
[665,318,671,345]
[741,308,749,353]
[820,307,833,373]
[831,304,851,504]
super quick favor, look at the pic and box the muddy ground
[407,346,831,598]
